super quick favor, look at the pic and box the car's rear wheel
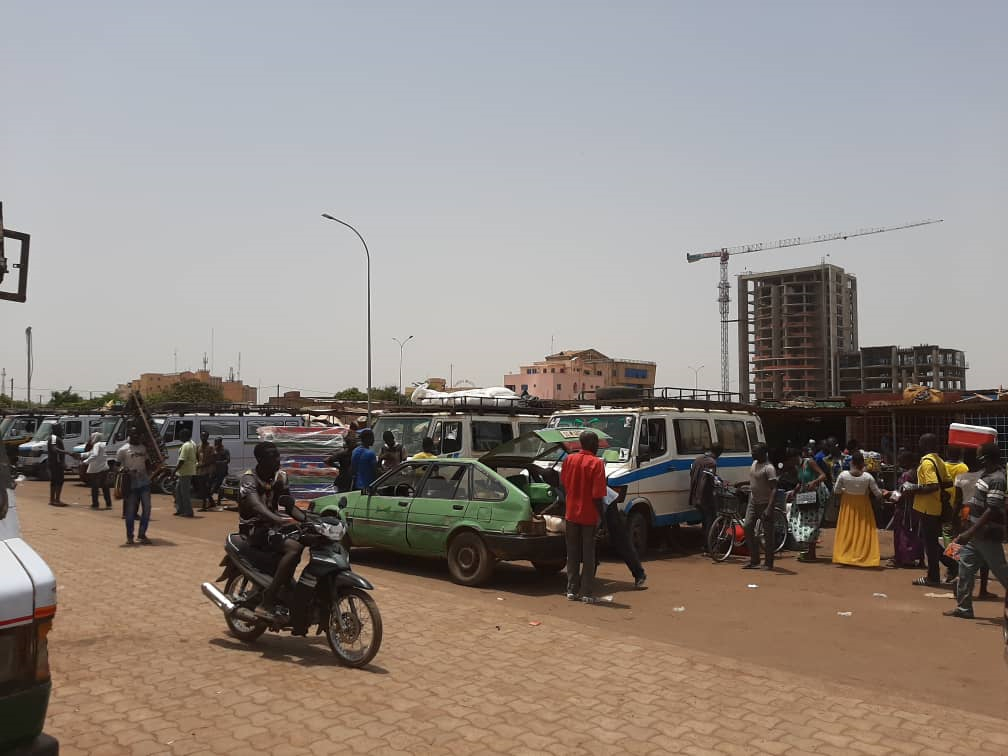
[627,509,649,557]
[447,532,495,586]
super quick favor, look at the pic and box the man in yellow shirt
[906,434,955,586]
[412,437,438,460]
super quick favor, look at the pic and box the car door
[430,419,463,458]
[59,420,85,472]
[355,462,432,550]
[407,462,472,553]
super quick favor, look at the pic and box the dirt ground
[39,478,1008,720]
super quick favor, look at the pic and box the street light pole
[393,335,414,402]
[322,213,373,422]
[688,364,704,391]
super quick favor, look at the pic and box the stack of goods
[256,426,347,505]
[125,391,167,466]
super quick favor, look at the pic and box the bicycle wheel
[708,515,735,562]
[756,510,790,554]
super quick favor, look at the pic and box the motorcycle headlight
[322,521,346,541]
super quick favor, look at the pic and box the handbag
[795,491,819,509]
[113,470,127,500]
[928,459,954,522]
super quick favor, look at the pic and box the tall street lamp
[322,213,372,422]
[688,364,704,391]
[393,335,414,401]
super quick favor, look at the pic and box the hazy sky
[2,1,1004,403]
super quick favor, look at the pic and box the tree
[333,387,367,401]
[333,385,402,402]
[148,380,225,405]
[50,387,84,407]
[372,385,402,402]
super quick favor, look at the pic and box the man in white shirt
[116,428,154,545]
[82,432,111,509]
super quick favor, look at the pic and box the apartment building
[838,345,968,395]
[503,349,655,400]
[737,264,858,401]
[120,369,257,403]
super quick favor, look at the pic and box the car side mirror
[637,444,651,465]
[338,496,348,510]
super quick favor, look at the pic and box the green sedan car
[313,429,605,586]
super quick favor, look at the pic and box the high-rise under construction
[737,263,858,402]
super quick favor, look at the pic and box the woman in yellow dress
[832,451,889,568]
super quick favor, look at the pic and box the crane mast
[686,218,943,394]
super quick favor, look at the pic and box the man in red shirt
[560,431,607,603]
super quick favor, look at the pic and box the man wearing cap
[944,441,1008,619]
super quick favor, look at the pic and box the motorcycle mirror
[338,497,348,510]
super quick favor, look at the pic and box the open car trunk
[480,428,613,516]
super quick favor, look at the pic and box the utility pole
[1,367,5,398]
[25,326,32,409]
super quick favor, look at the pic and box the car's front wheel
[447,532,495,586]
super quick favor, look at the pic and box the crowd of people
[686,433,1008,620]
[27,418,1008,621]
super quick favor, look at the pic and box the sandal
[912,577,941,587]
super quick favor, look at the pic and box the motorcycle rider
[238,441,306,621]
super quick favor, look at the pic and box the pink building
[503,349,656,401]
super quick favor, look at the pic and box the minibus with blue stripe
[545,404,764,554]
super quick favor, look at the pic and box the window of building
[625,368,648,380]
[673,419,711,455]
[556,384,562,391]
[520,384,528,392]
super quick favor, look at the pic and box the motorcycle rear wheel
[224,574,267,642]
[327,587,382,668]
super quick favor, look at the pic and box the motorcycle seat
[226,533,279,573]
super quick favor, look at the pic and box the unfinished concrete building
[737,264,858,402]
[838,345,968,395]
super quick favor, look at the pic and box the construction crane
[685,218,944,394]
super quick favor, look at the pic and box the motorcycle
[201,497,382,668]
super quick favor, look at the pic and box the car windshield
[31,421,57,443]
[371,416,432,456]
[484,432,564,463]
[548,414,636,462]
[0,417,33,439]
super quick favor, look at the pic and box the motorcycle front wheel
[327,587,382,668]
[224,574,267,642]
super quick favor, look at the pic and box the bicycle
[707,477,789,562]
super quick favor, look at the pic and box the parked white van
[160,414,305,475]
[372,410,550,459]
[546,402,765,553]
[17,415,126,479]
